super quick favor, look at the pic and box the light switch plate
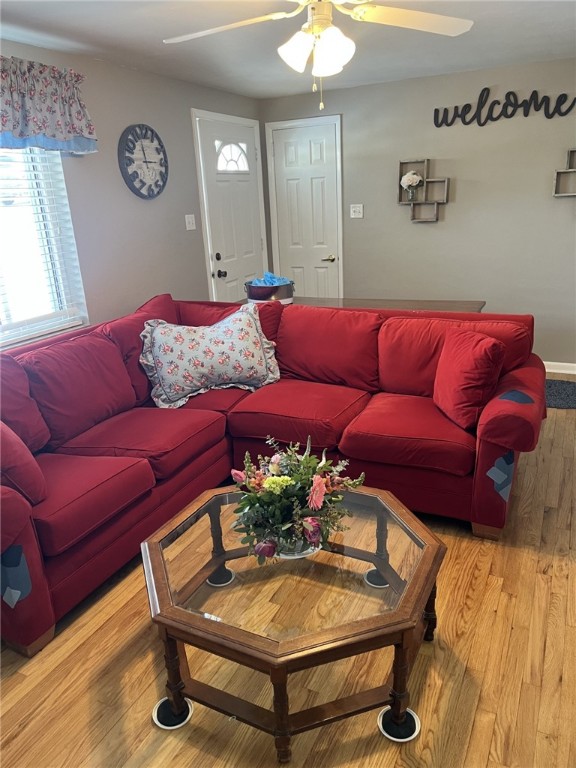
[185,214,196,231]
[350,204,364,219]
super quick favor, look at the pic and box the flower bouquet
[400,170,424,201]
[231,437,365,563]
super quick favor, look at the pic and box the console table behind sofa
[292,297,486,312]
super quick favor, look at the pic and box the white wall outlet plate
[185,214,196,231]
[350,204,364,219]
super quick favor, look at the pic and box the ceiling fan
[164,1,474,46]
[164,1,473,107]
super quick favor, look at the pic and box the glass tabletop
[156,488,426,644]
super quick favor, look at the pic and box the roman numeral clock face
[118,124,168,199]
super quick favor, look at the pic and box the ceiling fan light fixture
[311,25,356,78]
[278,30,314,73]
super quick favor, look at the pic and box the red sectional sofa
[0,294,546,655]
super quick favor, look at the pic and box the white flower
[400,171,424,189]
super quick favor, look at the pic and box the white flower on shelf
[400,171,424,190]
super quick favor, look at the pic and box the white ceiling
[2,1,575,99]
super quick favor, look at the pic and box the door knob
[215,252,222,261]
[321,255,336,262]
[217,269,228,278]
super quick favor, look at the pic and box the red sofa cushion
[55,408,227,480]
[340,393,476,477]
[178,300,284,342]
[228,379,370,450]
[0,354,50,452]
[100,293,179,405]
[178,387,249,413]
[136,293,179,316]
[433,328,506,430]
[275,305,382,392]
[34,453,155,556]
[19,333,137,449]
[378,317,532,396]
[0,421,47,504]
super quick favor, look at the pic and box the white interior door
[266,116,342,299]
[192,110,267,302]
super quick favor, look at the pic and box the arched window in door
[215,141,249,172]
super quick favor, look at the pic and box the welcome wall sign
[434,86,576,128]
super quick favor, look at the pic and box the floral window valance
[0,56,98,154]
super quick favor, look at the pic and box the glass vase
[277,538,319,559]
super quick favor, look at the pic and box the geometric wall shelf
[425,178,450,204]
[398,159,428,205]
[398,159,450,222]
[410,202,440,223]
[554,149,576,197]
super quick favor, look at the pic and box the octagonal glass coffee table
[141,485,446,763]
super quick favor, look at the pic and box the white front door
[192,110,267,302]
[266,116,342,299]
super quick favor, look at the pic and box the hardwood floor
[2,376,575,768]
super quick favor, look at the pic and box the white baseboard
[544,361,576,374]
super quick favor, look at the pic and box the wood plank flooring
[2,375,575,768]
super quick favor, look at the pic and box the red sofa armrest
[1,486,55,655]
[1,485,33,550]
[477,354,546,453]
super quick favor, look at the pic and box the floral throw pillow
[140,303,280,408]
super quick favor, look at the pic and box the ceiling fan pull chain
[311,75,324,110]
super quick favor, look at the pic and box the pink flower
[254,539,277,558]
[307,474,326,511]
[231,469,246,484]
[303,517,322,545]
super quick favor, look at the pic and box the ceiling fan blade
[163,11,295,44]
[350,4,473,37]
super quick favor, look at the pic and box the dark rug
[545,379,576,409]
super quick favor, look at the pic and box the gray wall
[260,59,576,364]
[3,41,575,363]
[2,40,259,324]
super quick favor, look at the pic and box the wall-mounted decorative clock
[117,124,168,199]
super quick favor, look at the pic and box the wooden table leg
[423,581,438,642]
[163,633,187,715]
[390,643,410,726]
[152,630,192,729]
[206,508,235,586]
[365,509,390,587]
[378,640,420,741]
[271,667,292,763]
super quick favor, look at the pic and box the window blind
[0,148,88,348]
